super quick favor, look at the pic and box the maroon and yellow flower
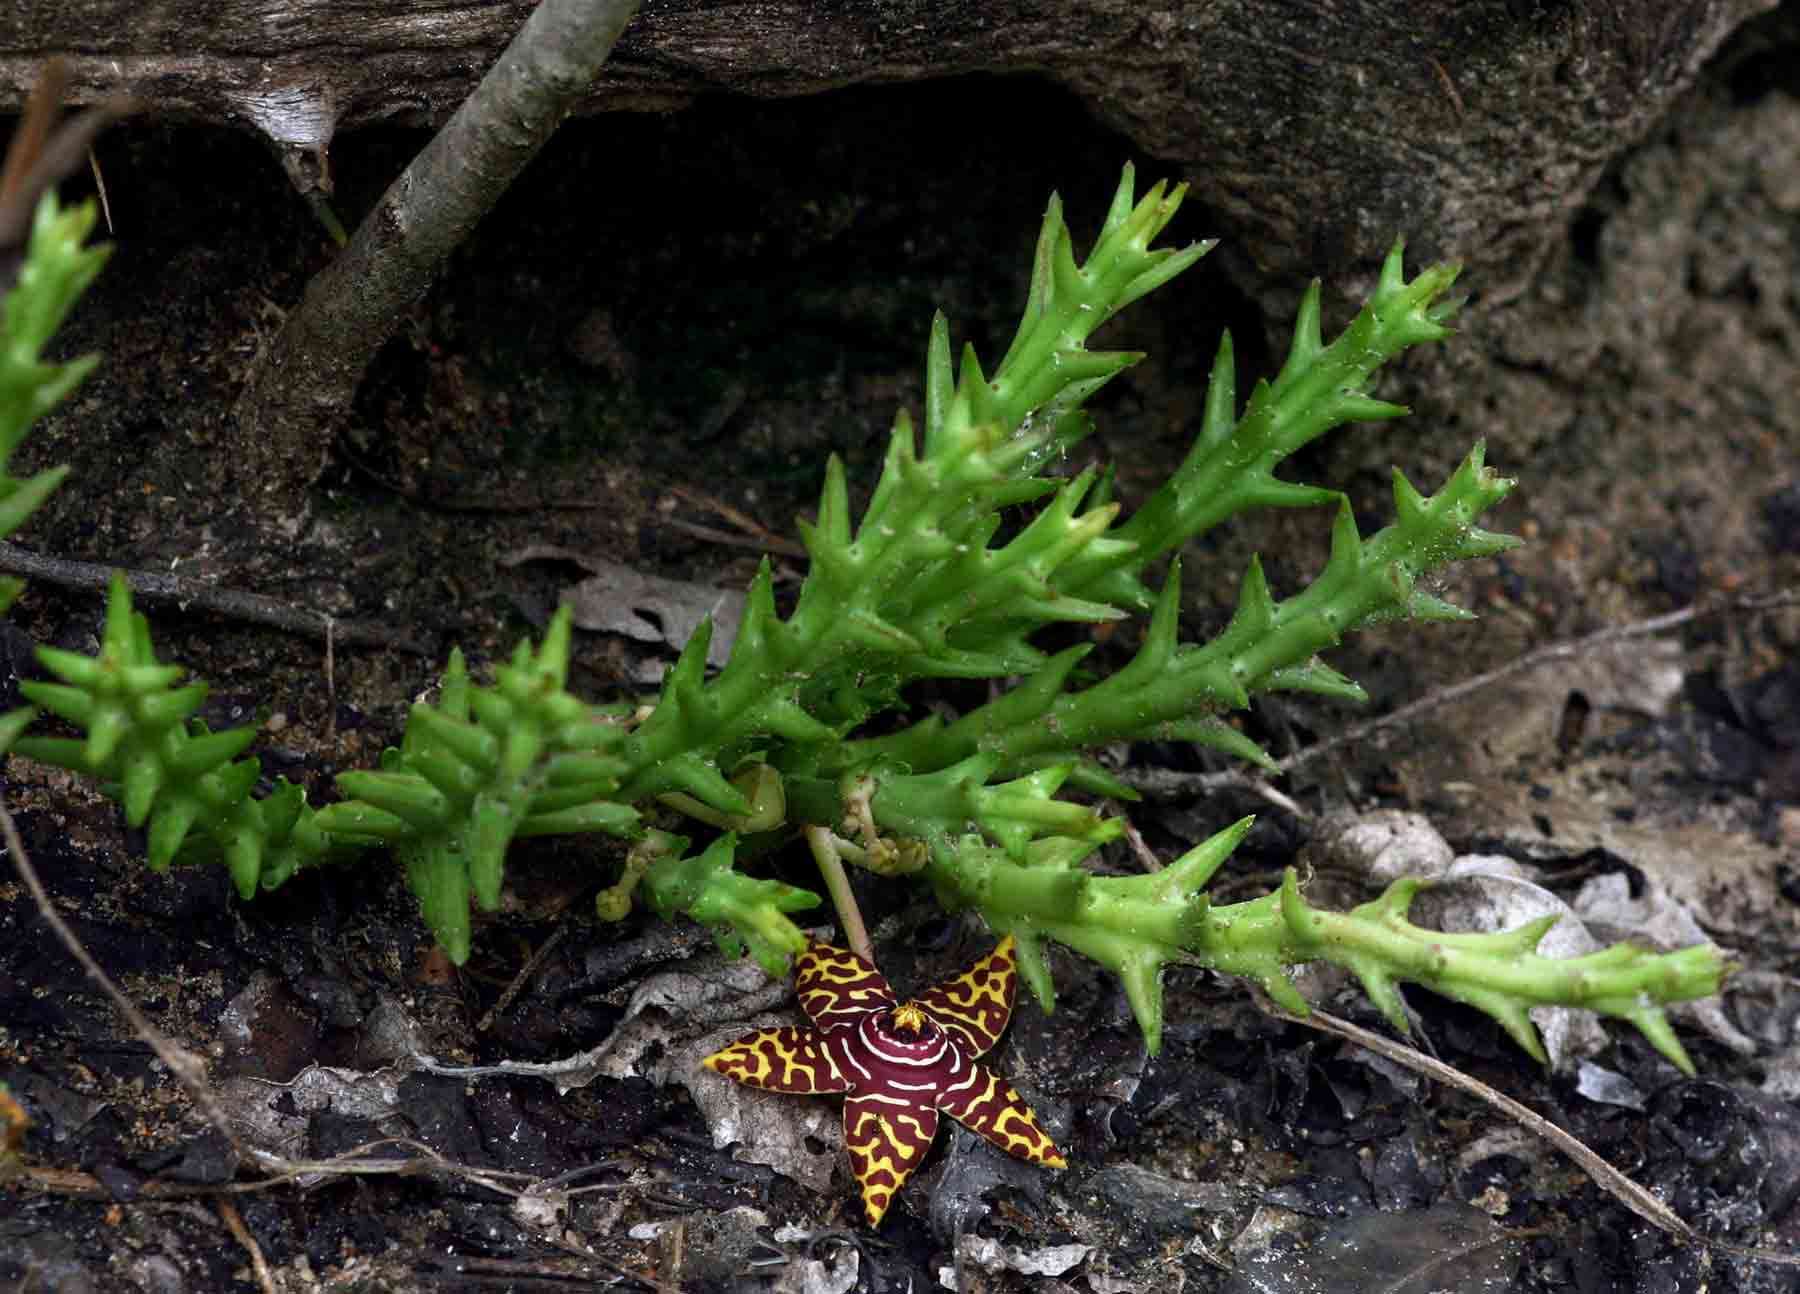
[702,934,1066,1226]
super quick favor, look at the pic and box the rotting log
[0,0,1773,290]
[4,0,1776,524]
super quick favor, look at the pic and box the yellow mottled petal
[702,1026,852,1094]
[913,933,1018,1056]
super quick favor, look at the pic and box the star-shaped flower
[702,934,1066,1226]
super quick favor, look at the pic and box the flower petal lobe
[844,1093,938,1226]
[795,938,896,1029]
[912,932,1019,1056]
[702,1025,854,1093]
[937,1059,1066,1167]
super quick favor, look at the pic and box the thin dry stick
[1122,590,1800,801]
[325,614,338,743]
[1262,998,1800,1269]
[216,1198,276,1294]
[1238,776,1310,820]
[478,926,568,1033]
[3,801,254,1165]
[662,516,802,558]
[22,1135,544,1202]
[85,149,116,234]
[7,804,579,1205]
[206,1136,539,1198]
[668,485,809,560]
[1106,800,1163,871]
[0,58,134,268]
[0,540,430,653]
[447,1254,676,1294]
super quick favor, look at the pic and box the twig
[216,1198,276,1294]
[1427,56,1465,117]
[438,1254,676,1293]
[478,927,567,1033]
[230,1136,539,1198]
[21,1136,545,1200]
[3,801,255,1166]
[325,614,338,742]
[1239,775,1310,820]
[1122,590,1800,801]
[9,802,616,1206]
[662,516,802,558]
[1106,800,1163,871]
[85,148,116,235]
[0,540,431,653]
[1260,997,1800,1268]
[667,486,809,560]
[0,58,134,266]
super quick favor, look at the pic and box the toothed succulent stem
[926,819,1727,1070]
[924,822,1248,1054]
[614,168,1220,815]
[642,831,817,977]
[315,605,639,962]
[1250,870,1727,1074]
[844,444,1519,781]
[1055,242,1465,608]
[14,572,337,897]
[0,195,108,574]
[0,192,111,762]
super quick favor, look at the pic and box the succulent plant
[6,169,1727,1078]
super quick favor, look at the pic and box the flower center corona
[890,1001,927,1034]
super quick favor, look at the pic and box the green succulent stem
[847,444,1518,781]
[925,819,1726,1072]
[613,168,1212,820]
[1055,247,1464,608]
[0,194,107,570]
[314,607,639,962]
[641,830,816,976]
[1251,870,1725,1073]
[15,572,337,896]
[0,190,111,730]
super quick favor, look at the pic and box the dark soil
[3,48,1799,1294]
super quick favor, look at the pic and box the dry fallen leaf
[503,544,743,681]
[1226,1203,1521,1294]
